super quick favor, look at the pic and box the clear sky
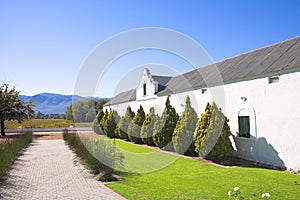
[0,0,299,97]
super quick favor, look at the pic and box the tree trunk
[1,119,5,136]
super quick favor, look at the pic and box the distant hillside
[19,93,110,114]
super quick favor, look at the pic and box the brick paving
[0,139,124,200]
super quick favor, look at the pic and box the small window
[143,83,147,96]
[238,116,250,138]
[268,76,279,84]
[201,88,207,94]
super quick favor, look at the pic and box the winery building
[104,36,300,170]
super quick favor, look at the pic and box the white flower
[262,193,271,198]
[228,191,231,196]
[233,187,239,192]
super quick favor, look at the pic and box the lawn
[104,139,300,200]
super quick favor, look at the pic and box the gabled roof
[152,75,172,92]
[104,36,300,105]
[157,36,300,95]
[104,89,136,106]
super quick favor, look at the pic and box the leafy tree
[65,99,107,123]
[92,109,104,134]
[66,105,73,121]
[103,110,120,138]
[153,96,179,149]
[141,107,158,145]
[0,83,35,135]
[194,102,233,160]
[172,96,198,155]
[115,106,135,140]
[128,105,145,143]
[94,99,108,114]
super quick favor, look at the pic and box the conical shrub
[153,96,179,149]
[141,107,158,145]
[92,109,104,134]
[172,96,198,155]
[115,106,135,140]
[128,105,145,143]
[194,102,233,160]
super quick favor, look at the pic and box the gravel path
[0,139,124,200]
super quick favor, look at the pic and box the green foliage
[0,132,33,179]
[128,105,145,143]
[172,96,198,155]
[0,83,35,135]
[141,107,158,145]
[65,99,107,123]
[194,102,233,160]
[63,130,123,181]
[103,110,120,138]
[5,119,74,129]
[100,110,109,133]
[115,106,135,140]
[92,109,105,134]
[153,96,179,149]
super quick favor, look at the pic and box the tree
[92,109,104,134]
[194,102,233,160]
[141,107,158,145]
[65,99,107,123]
[128,105,145,143]
[0,83,35,135]
[172,96,198,155]
[103,110,120,138]
[153,96,179,149]
[115,106,135,140]
[100,110,109,132]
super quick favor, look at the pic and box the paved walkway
[0,139,124,200]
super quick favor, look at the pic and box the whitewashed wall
[104,71,300,170]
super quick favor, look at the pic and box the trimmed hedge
[194,102,233,160]
[153,96,179,149]
[115,106,135,140]
[92,109,104,134]
[103,110,120,138]
[172,96,198,155]
[141,107,158,145]
[128,105,145,143]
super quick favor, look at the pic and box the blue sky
[0,0,299,97]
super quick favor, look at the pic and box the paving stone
[0,139,124,200]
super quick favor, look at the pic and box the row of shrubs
[92,96,233,160]
[0,132,33,180]
[62,130,123,181]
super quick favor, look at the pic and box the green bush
[153,96,179,149]
[63,130,123,181]
[141,107,158,145]
[115,106,135,140]
[100,110,109,134]
[0,132,33,180]
[128,105,145,143]
[172,96,198,155]
[103,110,120,138]
[92,109,104,134]
[194,102,233,160]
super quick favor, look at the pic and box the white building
[104,36,300,170]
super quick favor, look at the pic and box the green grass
[0,132,33,180]
[105,139,300,200]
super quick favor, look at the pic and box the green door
[238,116,250,138]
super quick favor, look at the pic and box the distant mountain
[19,93,110,114]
